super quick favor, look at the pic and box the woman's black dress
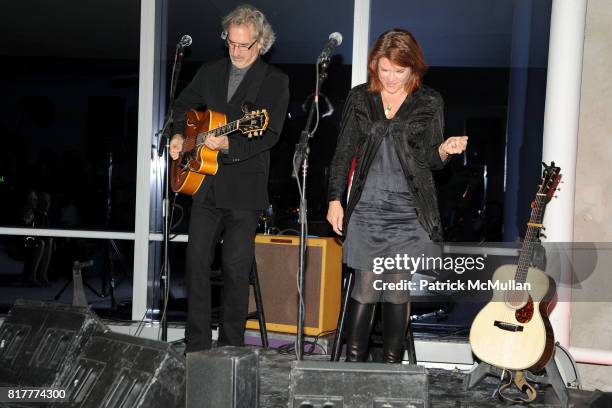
[343,130,430,304]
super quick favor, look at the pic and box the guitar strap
[497,370,538,404]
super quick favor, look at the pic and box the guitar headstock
[237,109,270,138]
[533,162,562,209]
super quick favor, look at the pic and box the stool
[330,267,417,363]
[211,258,268,348]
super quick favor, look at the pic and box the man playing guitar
[169,4,289,352]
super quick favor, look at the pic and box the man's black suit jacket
[173,57,289,210]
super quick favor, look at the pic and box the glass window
[370,0,552,242]
[0,1,140,315]
[0,237,134,317]
[0,1,141,232]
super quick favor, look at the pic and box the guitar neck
[515,193,546,283]
[195,120,241,145]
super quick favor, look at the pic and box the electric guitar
[170,109,269,195]
[469,162,562,371]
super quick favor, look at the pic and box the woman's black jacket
[327,83,448,242]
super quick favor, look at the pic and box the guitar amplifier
[246,235,342,336]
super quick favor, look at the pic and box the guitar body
[170,108,269,195]
[469,264,556,371]
[171,110,226,195]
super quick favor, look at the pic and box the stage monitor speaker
[0,299,106,387]
[51,331,185,408]
[289,361,429,408]
[246,235,342,336]
[187,346,258,408]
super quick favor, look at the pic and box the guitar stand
[464,358,569,407]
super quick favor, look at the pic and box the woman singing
[326,29,467,363]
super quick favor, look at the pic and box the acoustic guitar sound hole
[505,290,528,309]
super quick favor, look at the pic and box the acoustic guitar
[170,109,269,195]
[469,162,562,371]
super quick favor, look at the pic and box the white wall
[572,0,612,392]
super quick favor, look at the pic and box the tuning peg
[539,232,547,239]
[554,195,558,199]
[557,188,561,191]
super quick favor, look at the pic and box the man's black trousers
[185,188,260,352]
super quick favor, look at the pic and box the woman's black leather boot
[344,298,376,362]
[381,302,410,363]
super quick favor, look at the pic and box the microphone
[318,32,342,62]
[178,34,192,48]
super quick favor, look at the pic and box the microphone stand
[156,40,188,341]
[293,55,331,360]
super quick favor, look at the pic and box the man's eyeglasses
[226,38,258,51]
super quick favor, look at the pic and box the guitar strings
[504,179,548,327]
[193,112,266,149]
[508,185,546,306]
[194,121,240,148]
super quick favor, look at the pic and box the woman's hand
[326,200,344,236]
[439,136,468,161]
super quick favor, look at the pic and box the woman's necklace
[384,104,392,117]
[382,91,407,118]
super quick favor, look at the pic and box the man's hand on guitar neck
[169,134,184,160]
[203,134,229,152]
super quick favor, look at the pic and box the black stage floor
[240,348,608,408]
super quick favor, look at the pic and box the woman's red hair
[367,29,428,94]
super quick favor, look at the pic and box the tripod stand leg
[83,281,104,298]
[53,279,73,301]
[544,358,570,408]
[464,361,501,389]
[331,268,353,361]
[405,320,417,364]
[250,260,268,348]
[52,260,98,304]
[101,240,122,309]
